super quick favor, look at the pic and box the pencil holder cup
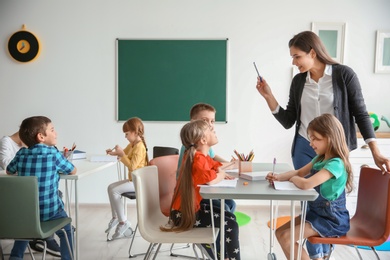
[239,161,252,175]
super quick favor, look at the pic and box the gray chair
[0,176,73,260]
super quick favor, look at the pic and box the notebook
[240,171,269,181]
[198,178,238,188]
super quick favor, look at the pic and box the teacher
[256,30,390,259]
[256,30,389,173]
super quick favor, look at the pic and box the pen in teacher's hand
[253,62,263,82]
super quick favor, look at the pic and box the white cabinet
[347,137,390,216]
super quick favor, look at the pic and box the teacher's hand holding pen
[255,77,279,112]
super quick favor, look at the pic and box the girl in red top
[162,120,241,260]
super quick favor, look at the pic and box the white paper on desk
[90,155,118,162]
[225,168,238,173]
[240,171,268,181]
[273,181,315,191]
[198,178,238,188]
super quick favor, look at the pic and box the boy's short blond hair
[189,103,216,120]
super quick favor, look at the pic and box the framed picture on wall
[312,22,346,64]
[375,30,390,73]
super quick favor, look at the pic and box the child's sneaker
[105,218,119,233]
[112,221,131,239]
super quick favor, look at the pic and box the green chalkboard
[116,39,227,122]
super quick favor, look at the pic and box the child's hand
[224,173,235,180]
[106,145,124,157]
[265,172,279,184]
[221,161,236,170]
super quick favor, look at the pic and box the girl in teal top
[266,114,353,260]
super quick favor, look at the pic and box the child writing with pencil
[162,120,241,260]
[105,117,149,239]
[177,102,236,212]
[266,114,352,260]
[6,116,76,260]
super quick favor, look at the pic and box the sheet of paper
[90,155,118,162]
[273,181,315,191]
[198,178,238,188]
[240,171,269,180]
[225,168,238,173]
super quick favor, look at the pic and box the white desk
[60,158,117,260]
[200,163,319,260]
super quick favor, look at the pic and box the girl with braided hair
[105,117,149,239]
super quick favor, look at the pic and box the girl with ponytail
[162,120,241,260]
[105,117,149,239]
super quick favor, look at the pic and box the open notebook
[273,181,315,191]
[240,171,269,181]
[198,178,238,188]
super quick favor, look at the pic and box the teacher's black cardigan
[273,64,375,156]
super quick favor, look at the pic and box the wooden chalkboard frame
[116,39,228,122]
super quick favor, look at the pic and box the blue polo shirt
[7,144,74,221]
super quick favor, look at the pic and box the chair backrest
[153,146,179,158]
[0,176,43,238]
[149,154,179,216]
[354,167,390,241]
[132,166,167,240]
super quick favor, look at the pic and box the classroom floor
[1,204,389,260]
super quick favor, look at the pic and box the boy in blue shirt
[0,131,62,257]
[6,116,77,260]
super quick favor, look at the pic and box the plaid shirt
[7,144,74,221]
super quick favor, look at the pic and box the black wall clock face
[8,30,40,62]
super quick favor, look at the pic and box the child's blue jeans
[10,209,73,260]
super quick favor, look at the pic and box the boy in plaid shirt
[7,116,77,260]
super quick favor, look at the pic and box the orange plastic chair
[149,154,179,217]
[307,167,390,260]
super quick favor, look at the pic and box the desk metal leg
[74,180,79,260]
[297,201,307,260]
[290,201,295,260]
[219,199,225,260]
[64,179,78,260]
[268,200,277,260]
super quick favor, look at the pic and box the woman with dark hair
[256,31,389,259]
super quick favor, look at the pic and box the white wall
[1,0,389,203]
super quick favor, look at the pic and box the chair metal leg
[370,246,381,260]
[170,243,213,260]
[151,243,163,260]
[353,245,364,260]
[27,242,36,260]
[169,244,193,258]
[128,223,147,258]
[143,243,157,260]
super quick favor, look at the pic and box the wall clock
[8,25,40,63]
